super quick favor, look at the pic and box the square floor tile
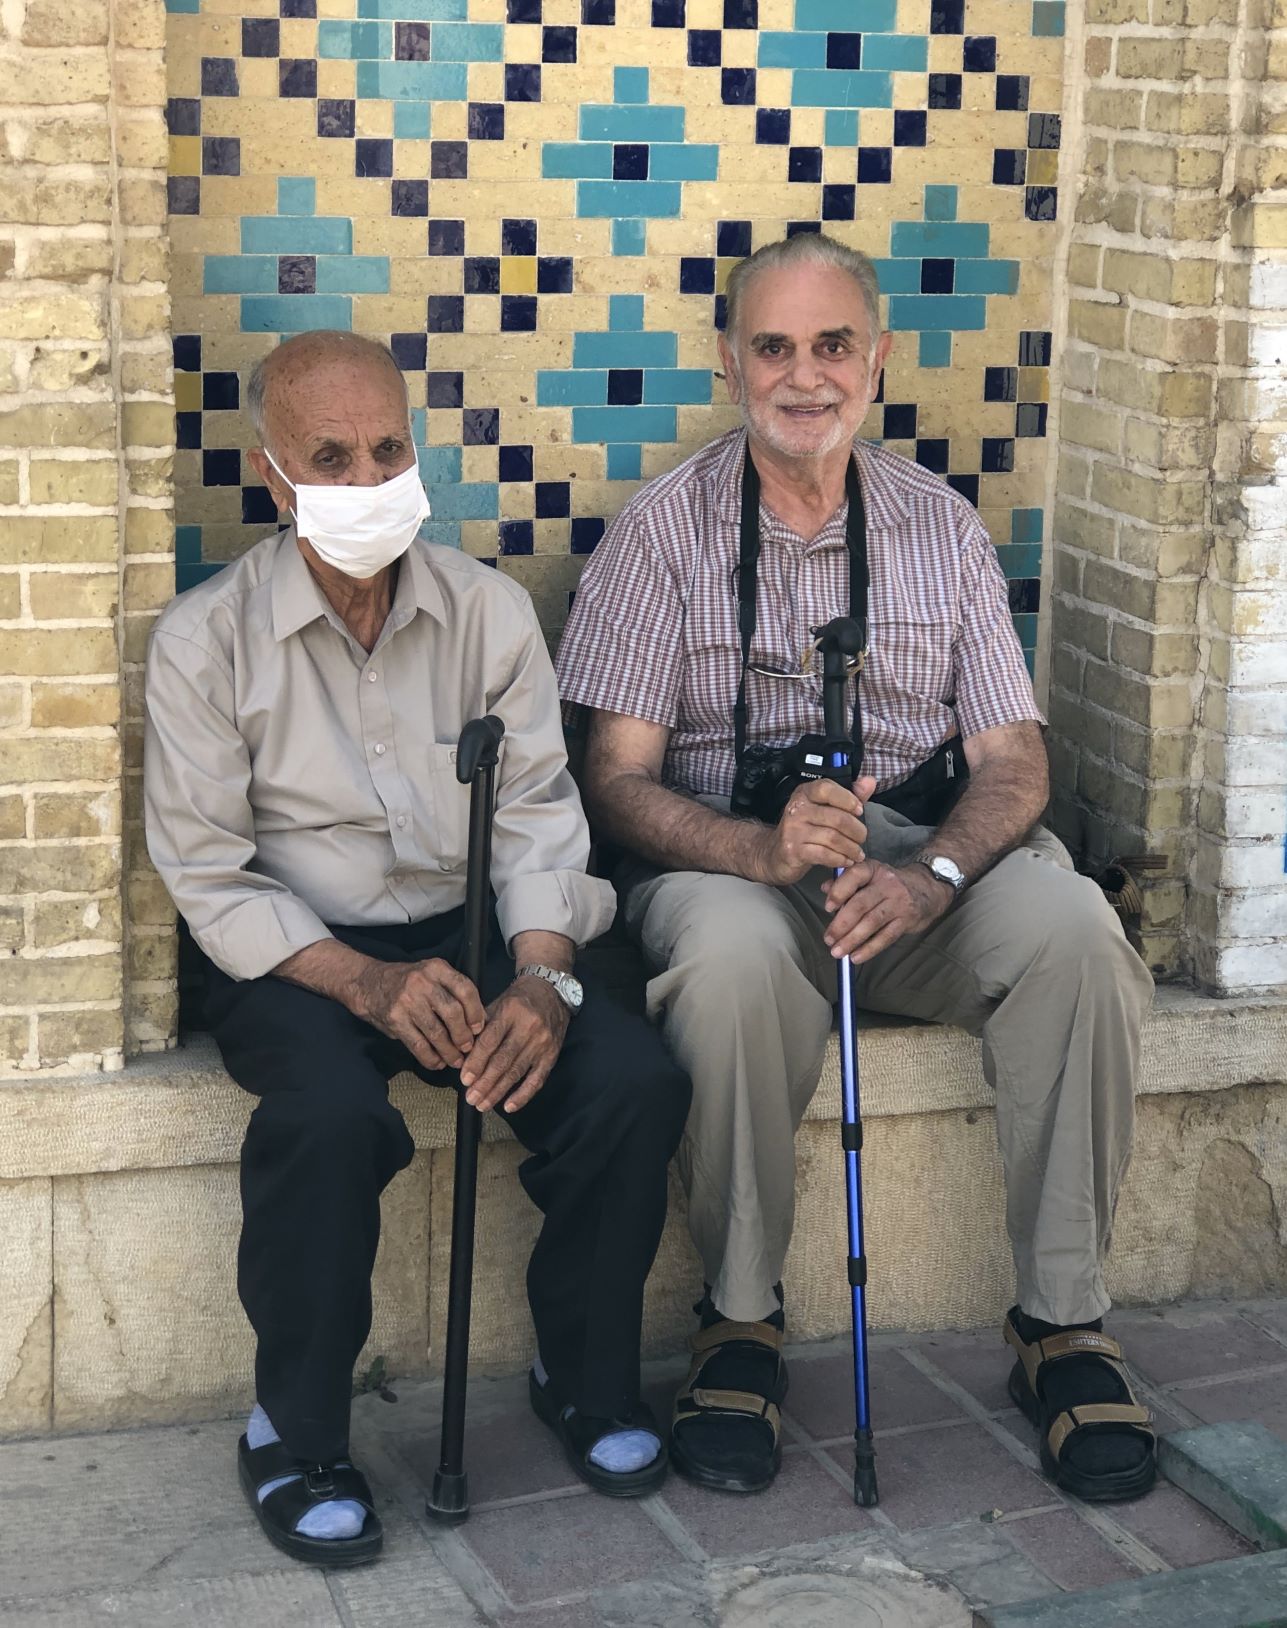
[910,1327,1014,1412]
[1168,1371,1287,1441]
[658,1447,875,1556]
[461,1494,681,1604]
[1112,1483,1255,1569]
[786,1347,966,1440]
[1114,1309,1287,1386]
[829,1420,1048,1530]
[1003,1508,1138,1591]
[392,1400,580,1505]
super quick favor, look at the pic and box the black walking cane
[425,713,506,1526]
[814,616,879,1508]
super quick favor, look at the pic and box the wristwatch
[515,964,585,1015]
[917,855,967,897]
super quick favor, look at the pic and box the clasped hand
[822,858,953,964]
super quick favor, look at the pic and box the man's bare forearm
[511,929,575,974]
[275,937,380,1019]
[919,751,1049,883]
[587,768,772,881]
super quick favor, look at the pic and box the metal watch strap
[514,963,581,1011]
[917,855,966,895]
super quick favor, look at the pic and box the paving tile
[391,1393,581,1504]
[910,1327,1014,1412]
[657,1446,876,1556]
[827,1420,1049,1531]
[1111,1484,1254,1569]
[0,1572,341,1628]
[785,1347,966,1441]
[1169,1372,1287,1442]
[1161,1421,1287,1552]
[1111,1308,1287,1386]
[495,1603,601,1628]
[1002,1508,1138,1592]
[1239,1301,1287,1349]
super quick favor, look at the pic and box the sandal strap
[691,1319,783,1356]
[674,1388,781,1443]
[242,1436,308,1488]
[1004,1319,1124,1394]
[1047,1402,1154,1463]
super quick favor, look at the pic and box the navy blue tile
[537,256,573,293]
[1019,330,1051,366]
[714,293,728,330]
[928,73,961,110]
[503,218,538,255]
[608,368,643,405]
[201,57,238,96]
[463,407,500,445]
[1016,402,1048,437]
[680,256,715,293]
[469,102,506,137]
[786,220,821,236]
[827,32,862,69]
[356,138,392,177]
[571,517,606,553]
[502,296,538,330]
[718,220,751,256]
[242,17,279,55]
[279,59,316,96]
[277,255,315,293]
[822,184,855,220]
[431,140,468,177]
[426,371,464,408]
[614,143,649,179]
[857,147,891,183]
[203,449,240,486]
[688,28,721,65]
[1028,112,1062,150]
[500,520,534,555]
[543,25,577,61]
[176,412,202,450]
[499,444,533,481]
[982,436,1015,473]
[963,35,996,71]
[894,109,926,146]
[947,472,978,505]
[508,0,542,18]
[429,219,466,255]
[173,334,201,371]
[464,256,501,294]
[996,74,1029,111]
[1025,185,1057,221]
[921,257,954,292]
[722,67,756,104]
[883,403,917,438]
[915,438,949,473]
[651,0,685,23]
[393,179,429,216]
[582,0,615,19]
[202,137,240,176]
[280,0,315,15]
[984,366,1017,401]
[993,148,1026,184]
[1008,577,1041,613]
[391,332,427,370]
[396,20,431,59]
[931,0,964,31]
[788,145,822,182]
[757,107,790,144]
[317,99,355,137]
[724,0,757,23]
[166,98,200,135]
[535,481,570,517]
[427,297,464,333]
[505,64,541,101]
[242,485,278,524]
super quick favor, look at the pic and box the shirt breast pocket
[868,613,957,704]
[427,742,469,870]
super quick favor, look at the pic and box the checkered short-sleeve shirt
[556,429,1044,798]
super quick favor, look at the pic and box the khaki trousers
[620,804,1154,1330]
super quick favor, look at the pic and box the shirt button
[367,671,378,683]
[374,743,386,755]
[396,814,407,828]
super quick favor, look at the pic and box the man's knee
[250,1071,414,1175]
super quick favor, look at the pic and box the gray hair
[246,330,409,442]
[723,233,882,349]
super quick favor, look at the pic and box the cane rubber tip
[426,1469,470,1524]
[854,1466,879,1507]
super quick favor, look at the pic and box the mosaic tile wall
[166,0,1065,666]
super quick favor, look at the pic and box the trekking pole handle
[813,616,864,775]
[457,714,504,785]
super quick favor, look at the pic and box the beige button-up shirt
[144,528,614,983]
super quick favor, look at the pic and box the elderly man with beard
[556,234,1157,1505]
[143,330,689,1568]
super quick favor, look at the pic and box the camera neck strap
[733,445,869,766]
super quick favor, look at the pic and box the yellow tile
[237,58,278,98]
[1027,149,1059,187]
[501,256,538,295]
[316,59,355,98]
[356,101,392,137]
[462,445,499,483]
[173,372,201,412]
[1019,368,1050,403]
[168,136,201,177]
[278,18,317,56]
[468,62,504,101]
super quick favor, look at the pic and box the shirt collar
[711,428,911,533]
[271,529,447,643]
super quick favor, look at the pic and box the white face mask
[264,450,431,580]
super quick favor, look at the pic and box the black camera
[730,734,833,824]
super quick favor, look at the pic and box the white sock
[247,1403,366,1540]
[532,1357,660,1475]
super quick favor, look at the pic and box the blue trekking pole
[814,616,878,1508]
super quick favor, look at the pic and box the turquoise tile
[277,178,316,216]
[613,218,646,256]
[1032,0,1066,34]
[791,69,892,108]
[825,109,859,146]
[536,370,609,406]
[891,221,989,257]
[580,105,685,142]
[924,184,957,222]
[1011,507,1044,544]
[393,101,431,137]
[871,257,921,294]
[421,521,462,548]
[411,409,426,440]
[572,405,677,443]
[359,0,467,15]
[574,331,677,368]
[609,295,644,331]
[317,20,391,58]
[919,331,952,367]
[205,256,278,294]
[419,446,463,484]
[357,61,468,99]
[176,561,226,592]
[431,22,504,60]
[543,142,613,179]
[428,482,499,521]
[606,444,642,480]
[240,295,353,333]
[648,143,718,181]
[166,0,200,13]
[1012,612,1038,646]
[953,259,1020,295]
[643,368,712,405]
[315,256,390,293]
[578,180,682,218]
[795,0,896,28]
[997,542,1043,578]
[758,31,827,68]
[175,524,202,564]
[860,35,928,71]
[888,294,987,331]
[614,67,649,103]
[1021,645,1035,679]
[241,217,353,254]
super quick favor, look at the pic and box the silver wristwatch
[515,964,584,1015]
[917,854,967,896]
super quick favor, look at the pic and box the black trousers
[202,908,691,1465]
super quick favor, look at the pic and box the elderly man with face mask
[143,330,689,1567]
[556,235,1157,1506]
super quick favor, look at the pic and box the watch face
[930,857,964,889]
[556,972,584,1011]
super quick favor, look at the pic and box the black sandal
[669,1319,787,1494]
[237,1435,384,1567]
[528,1369,667,1497]
[1004,1309,1156,1503]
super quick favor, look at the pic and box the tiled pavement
[2,1297,1285,1626]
